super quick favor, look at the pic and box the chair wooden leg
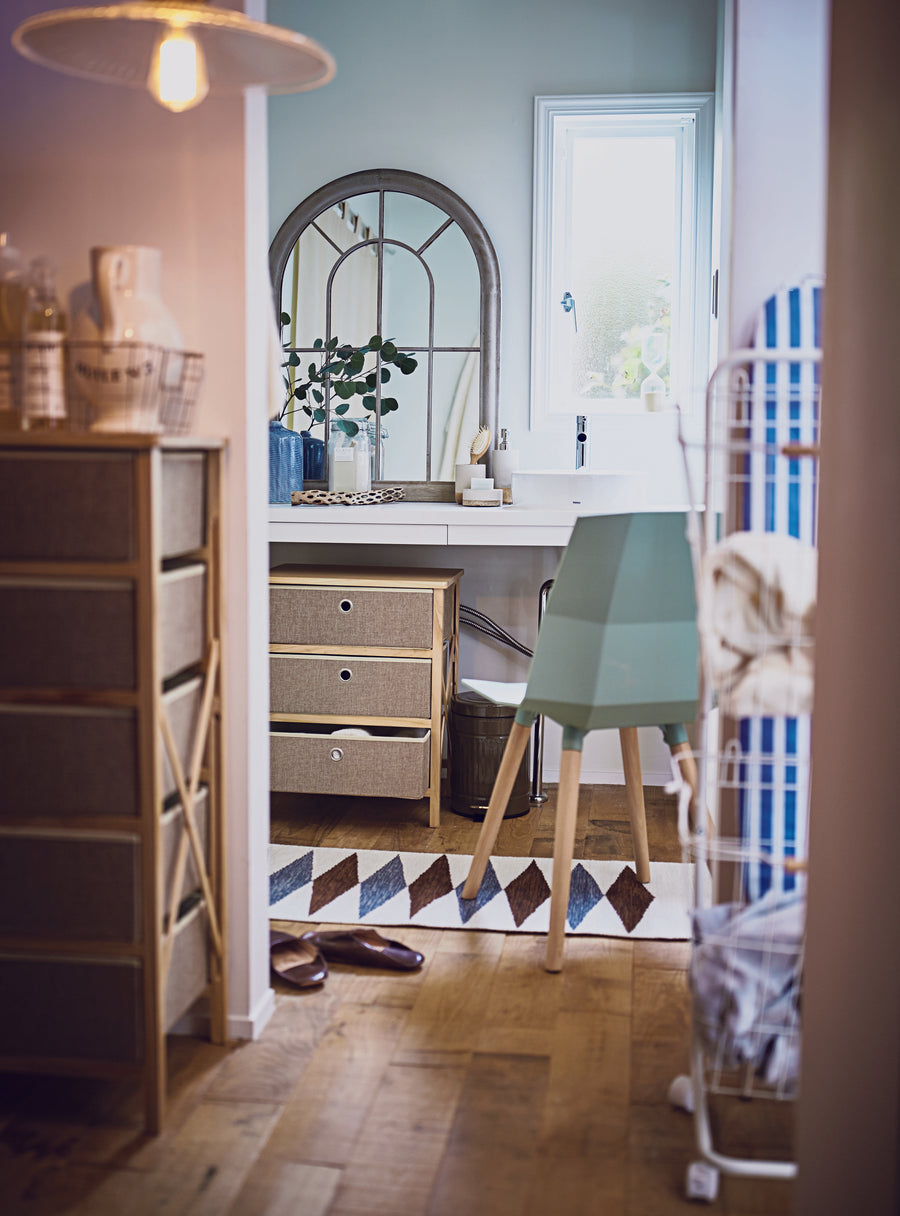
[461,720,532,900]
[619,726,651,883]
[545,747,583,973]
[669,739,716,839]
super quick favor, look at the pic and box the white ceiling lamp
[12,2,336,114]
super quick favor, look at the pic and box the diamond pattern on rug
[568,862,604,929]
[504,859,552,927]
[605,865,655,932]
[408,854,454,916]
[360,854,407,917]
[268,845,691,940]
[310,853,359,914]
[456,860,502,923]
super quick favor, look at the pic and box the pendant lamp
[12,2,336,114]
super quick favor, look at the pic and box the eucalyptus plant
[280,312,418,438]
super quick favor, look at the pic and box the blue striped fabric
[739,279,823,898]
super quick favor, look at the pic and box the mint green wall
[268,0,718,474]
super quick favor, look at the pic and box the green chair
[461,511,699,971]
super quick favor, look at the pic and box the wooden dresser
[0,432,226,1134]
[269,564,462,826]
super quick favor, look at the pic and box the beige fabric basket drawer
[0,703,139,819]
[270,584,433,649]
[0,952,143,1063]
[161,452,206,558]
[0,829,141,942]
[165,902,209,1031]
[160,786,209,911]
[270,654,431,718]
[0,565,204,689]
[0,450,136,562]
[161,676,204,802]
[270,725,431,799]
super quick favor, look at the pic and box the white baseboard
[229,985,276,1042]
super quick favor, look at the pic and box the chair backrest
[520,511,698,734]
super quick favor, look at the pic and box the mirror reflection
[270,170,499,498]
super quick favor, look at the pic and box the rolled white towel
[698,531,817,717]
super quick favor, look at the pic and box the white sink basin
[510,469,647,511]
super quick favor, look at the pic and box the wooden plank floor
[0,787,795,1215]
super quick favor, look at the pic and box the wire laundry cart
[670,329,822,1202]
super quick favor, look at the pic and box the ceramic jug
[71,245,182,432]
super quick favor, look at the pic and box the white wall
[268,0,718,784]
[1,0,274,1039]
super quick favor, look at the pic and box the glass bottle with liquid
[328,424,371,493]
[0,234,26,429]
[21,256,68,430]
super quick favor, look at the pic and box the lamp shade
[12,2,336,97]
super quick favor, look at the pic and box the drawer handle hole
[339,668,353,682]
[330,747,344,762]
[339,598,353,613]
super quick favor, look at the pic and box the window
[531,94,714,426]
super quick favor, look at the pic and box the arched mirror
[269,169,500,500]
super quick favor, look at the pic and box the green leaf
[381,341,397,359]
[347,351,365,374]
[383,397,399,412]
[334,380,356,400]
[380,368,392,383]
[365,372,378,389]
[308,363,317,379]
[312,337,323,349]
[312,389,324,404]
[280,311,291,325]
[293,386,307,400]
[324,361,344,377]
[368,334,383,350]
[313,407,326,423]
[326,336,339,350]
[334,401,350,415]
[336,344,354,360]
[399,357,417,374]
[335,418,360,437]
[355,381,368,395]
[362,395,377,410]
[288,352,301,367]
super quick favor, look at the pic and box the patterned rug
[269,845,695,939]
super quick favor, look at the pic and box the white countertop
[268,501,691,547]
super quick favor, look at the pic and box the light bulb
[147,26,209,113]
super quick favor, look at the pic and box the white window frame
[530,93,714,429]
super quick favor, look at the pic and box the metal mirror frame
[269,168,501,500]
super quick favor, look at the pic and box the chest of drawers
[269,564,462,826]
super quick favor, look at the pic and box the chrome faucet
[575,415,590,469]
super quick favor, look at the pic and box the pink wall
[1,0,274,1038]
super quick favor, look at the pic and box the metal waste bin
[449,691,530,819]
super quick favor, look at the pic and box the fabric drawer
[0,952,143,1063]
[270,725,431,799]
[161,452,206,558]
[160,676,204,802]
[0,451,136,561]
[160,786,209,911]
[159,563,206,679]
[0,578,136,689]
[0,830,141,942]
[0,703,139,819]
[269,654,431,718]
[270,585,433,649]
[165,902,209,1031]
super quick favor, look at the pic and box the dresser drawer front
[270,727,431,799]
[165,903,209,1031]
[0,953,143,1063]
[0,704,139,819]
[0,831,141,942]
[160,677,204,802]
[160,786,210,911]
[159,563,206,680]
[270,654,431,718]
[270,585,433,649]
[161,452,206,558]
[0,451,136,562]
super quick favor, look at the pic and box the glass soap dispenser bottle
[21,256,67,430]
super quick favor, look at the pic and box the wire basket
[0,340,204,435]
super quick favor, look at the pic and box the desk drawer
[270,585,433,649]
[270,654,431,719]
[0,952,143,1063]
[270,725,431,799]
[0,830,141,942]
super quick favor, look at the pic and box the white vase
[71,245,182,432]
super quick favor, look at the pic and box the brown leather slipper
[270,929,328,988]
[301,928,424,971]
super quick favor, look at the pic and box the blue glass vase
[301,431,325,481]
